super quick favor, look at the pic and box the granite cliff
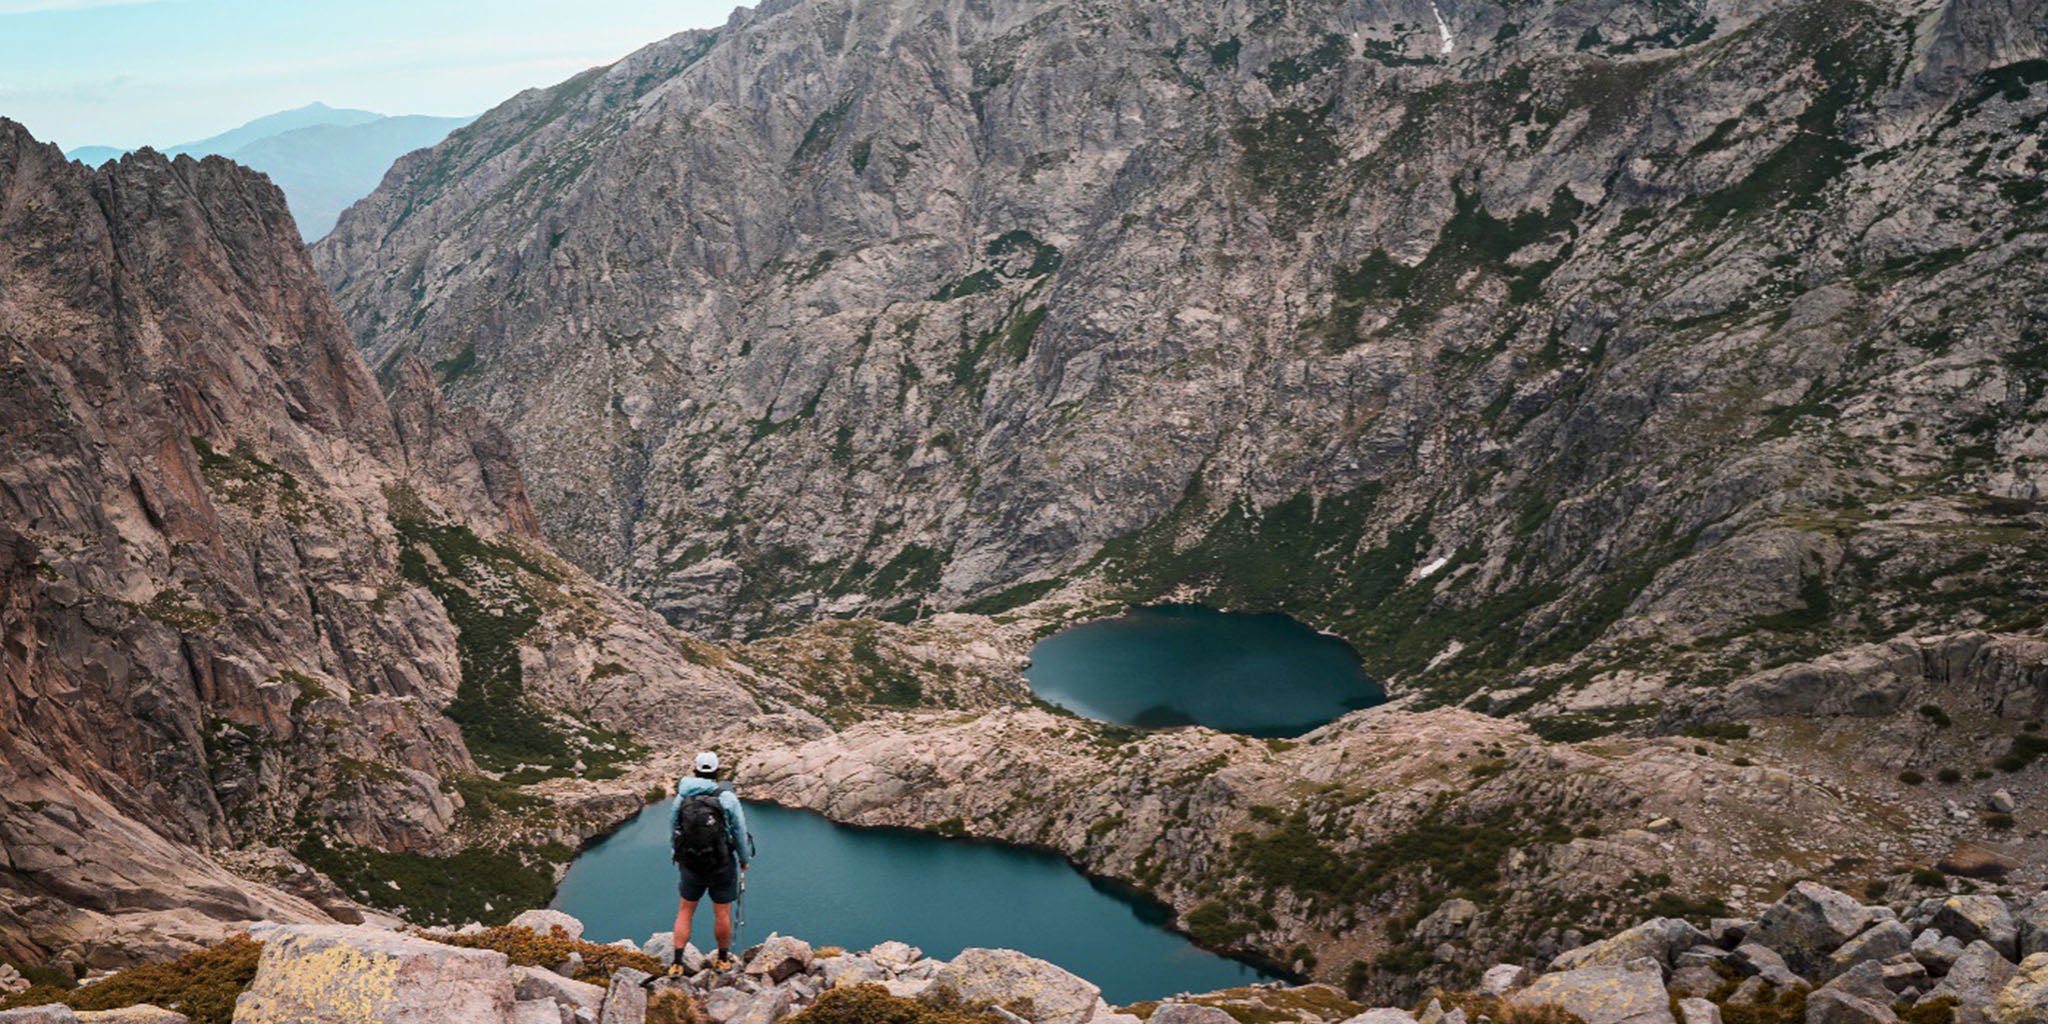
[317,0,2048,719]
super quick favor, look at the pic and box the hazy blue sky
[0,0,740,149]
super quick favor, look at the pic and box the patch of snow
[1414,554,1452,579]
[1431,2,1455,55]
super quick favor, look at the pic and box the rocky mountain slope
[318,0,2046,714]
[10,883,2048,1023]
[0,121,772,968]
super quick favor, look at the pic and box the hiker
[670,750,754,972]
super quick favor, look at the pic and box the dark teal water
[551,801,1275,1003]
[1023,605,1382,737]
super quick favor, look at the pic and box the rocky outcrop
[734,703,1972,999]
[15,895,2048,1023]
[0,119,766,965]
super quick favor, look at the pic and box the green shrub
[1917,704,1953,728]
[1937,769,1964,784]
[1898,996,1957,1024]
[0,936,262,1024]
[1898,770,1925,785]
[1912,867,1947,888]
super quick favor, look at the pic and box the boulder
[1708,920,1753,949]
[597,968,650,1024]
[731,987,792,1024]
[1987,790,2016,814]
[1829,921,1914,976]
[233,925,515,1024]
[509,910,586,941]
[1726,978,1772,1005]
[1879,957,1931,994]
[704,988,752,1024]
[882,978,933,1000]
[1478,964,1528,996]
[1805,988,1899,1024]
[869,942,922,972]
[1674,999,1721,1024]
[1552,918,1711,972]
[75,1011,187,1024]
[1989,953,2048,1024]
[932,949,1105,1024]
[1922,941,2017,1009]
[1339,1011,1419,1024]
[2021,896,2048,958]
[554,952,584,980]
[1932,896,2021,960]
[1820,962,1896,1004]
[0,1009,79,1024]
[1148,1005,1236,1024]
[1091,1015,1144,1024]
[1667,965,1723,998]
[1732,942,1807,988]
[511,965,605,1016]
[1914,929,1967,974]
[511,1000,567,1024]
[1750,882,1875,977]
[822,954,886,988]
[745,935,813,984]
[1509,958,1677,1024]
[1415,899,1481,946]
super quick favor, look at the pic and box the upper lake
[1022,604,1382,737]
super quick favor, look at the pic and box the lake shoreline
[546,787,1301,998]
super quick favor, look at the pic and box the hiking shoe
[708,950,738,971]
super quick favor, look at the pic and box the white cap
[693,751,720,774]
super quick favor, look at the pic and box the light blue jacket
[672,776,753,868]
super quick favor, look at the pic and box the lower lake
[551,801,1277,1004]
[1023,604,1382,737]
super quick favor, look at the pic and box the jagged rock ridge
[0,121,764,967]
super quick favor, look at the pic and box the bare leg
[712,902,734,952]
[673,898,699,954]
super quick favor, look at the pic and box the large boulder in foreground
[1552,918,1711,972]
[232,925,516,1024]
[930,948,1106,1024]
[1751,882,1875,977]
[1510,958,1677,1024]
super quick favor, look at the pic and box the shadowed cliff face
[0,121,762,965]
[315,0,2046,718]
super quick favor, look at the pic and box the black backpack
[671,790,735,875]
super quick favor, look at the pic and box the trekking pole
[736,872,747,952]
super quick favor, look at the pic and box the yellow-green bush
[785,984,1002,1024]
[423,924,661,985]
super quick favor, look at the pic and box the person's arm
[722,791,751,868]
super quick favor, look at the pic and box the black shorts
[678,862,739,904]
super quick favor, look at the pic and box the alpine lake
[553,605,1383,1002]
